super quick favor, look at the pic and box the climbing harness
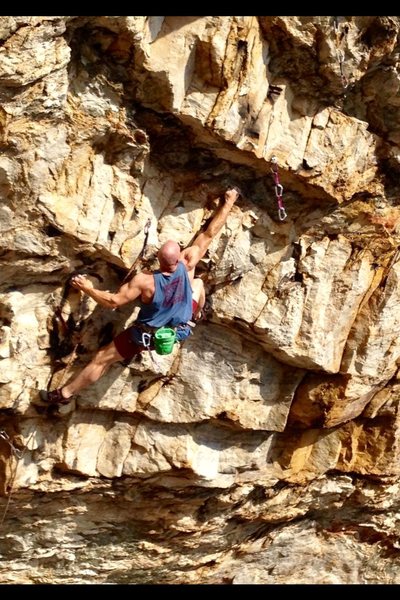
[270,156,287,221]
[122,218,152,284]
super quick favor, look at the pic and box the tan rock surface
[0,15,400,584]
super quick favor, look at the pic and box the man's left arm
[181,187,240,277]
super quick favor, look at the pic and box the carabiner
[144,218,151,235]
[278,207,287,221]
[0,430,23,459]
[141,332,152,349]
[11,446,23,460]
[0,430,9,443]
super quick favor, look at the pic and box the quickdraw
[141,331,160,371]
[270,156,287,221]
[0,430,23,460]
[0,428,33,527]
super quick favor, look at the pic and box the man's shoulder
[139,269,154,276]
[130,271,153,286]
[180,246,201,271]
[177,256,191,272]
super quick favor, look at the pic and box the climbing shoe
[39,388,71,406]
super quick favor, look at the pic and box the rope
[270,156,287,221]
[121,218,151,285]
[141,331,161,371]
[52,341,79,391]
[47,287,89,394]
[0,429,34,527]
[333,16,348,94]
[0,430,23,460]
[381,246,400,287]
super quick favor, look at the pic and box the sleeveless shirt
[136,261,193,328]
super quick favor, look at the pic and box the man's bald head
[158,240,181,272]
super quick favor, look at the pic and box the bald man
[39,187,240,406]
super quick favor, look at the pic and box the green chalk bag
[154,327,177,355]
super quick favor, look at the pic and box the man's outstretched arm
[70,272,146,309]
[180,187,240,275]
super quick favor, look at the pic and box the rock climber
[39,186,240,406]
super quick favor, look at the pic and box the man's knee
[94,342,122,366]
[192,277,205,300]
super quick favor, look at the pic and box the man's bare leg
[192,278,206,320]
[60,341,124,399]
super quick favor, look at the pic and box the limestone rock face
[1,16,400,584]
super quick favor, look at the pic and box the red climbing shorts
[113,327,145,361]
[113,300,199,361]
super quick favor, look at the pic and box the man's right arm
[181,187,240,276]
[70,273,146,309]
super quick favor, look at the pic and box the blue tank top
[136,261,193,328]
